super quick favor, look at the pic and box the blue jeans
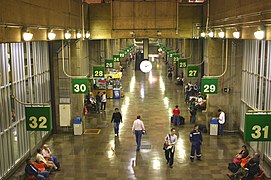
[96,102,101,113]
[37,171,49,180]
[173,116,180,126]
[114,122,120,135]
[135,130,143,149]
[219,124,224,136]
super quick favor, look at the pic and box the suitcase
[180,116,185,125]
[228,162,239,173]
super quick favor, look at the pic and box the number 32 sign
[25,106,51,131]
[244,113,271,141]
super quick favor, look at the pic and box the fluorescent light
[23,32,33,41]
[254,30,265,40]
[200,32,206,37]
[208,31,214,38]
[218,31,225,38]
[48,32,56,40]
[65,32,71,39]
[85,32,90,38]
[233,31,241,39]
[76,32,82,39]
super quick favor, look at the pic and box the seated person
[25,158,49,180]
[233,145,249,164]
[36,148,58,171]
[42,144,60,169]
[227,153,260,180]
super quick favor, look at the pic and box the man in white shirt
[101,92,107,111]
[132,115,145,151]
[36,148,58,170]
[217,109,225,136]
[164,128,177,168]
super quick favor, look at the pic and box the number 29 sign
[201,78,218,94]
[244,113,271,141]
[25,106,51,131]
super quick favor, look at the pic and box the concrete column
[143,39,149,60]
[105,39,111,59]
[205,39,242,131]
[70,41,84,124]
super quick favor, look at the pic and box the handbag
[163,134,171,150]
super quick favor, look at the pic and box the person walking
[217,109,225,136]
[132,115,145,151]
[172,105,181,126]
[164,128,178,168]
[101,92,107,111]
[190,124,203,162]
[189,101,197,124]
[95,92,101,113]
[111,108,122,136]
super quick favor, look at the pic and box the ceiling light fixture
[65,31,71,39]
[22,30,33,41]
[48,30,56,40]
[85,31,90,38]
[218,31,225,38]
[200,32,206,37]
[232,29,241,39]
[76,31,82,39]
[208,31,214,38]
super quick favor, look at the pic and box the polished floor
[12,60,249,180]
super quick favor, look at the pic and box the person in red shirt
[172,105,180,126]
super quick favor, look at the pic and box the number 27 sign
[244,113,271,141]
[25,106,51,131]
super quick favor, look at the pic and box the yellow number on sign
[39,116,47,128]
[29,116,38,128]
[94,71,103,76]
[263,126,269,138]
[251,125,261,139]
[180,63,186,68]
[189,70,197,76]
[106,63,112,68]
[29,116,47,129]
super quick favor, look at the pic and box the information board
[25,106,51,131]
[72,78,88,94]
[201,78,218,94]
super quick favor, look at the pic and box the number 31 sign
[25,106,51,131]
[244,113,271,141]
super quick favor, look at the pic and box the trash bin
[74,117,82,135]
[113,89,121,99]
[210,118,218,136]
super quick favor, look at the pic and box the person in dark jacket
[111,108,122,136]
[25,158,49,180]
[190,124,203,162]
[95,92,101,113]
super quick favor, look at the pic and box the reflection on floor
[12,61,248,180]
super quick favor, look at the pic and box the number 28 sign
[26,106,51,131]
[244,113,271,141]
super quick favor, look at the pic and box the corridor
[11,60,249,180]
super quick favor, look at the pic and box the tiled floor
[12,60,249,180]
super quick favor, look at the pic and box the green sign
[119,52,125,58]
[244,113,271,141]
[126,48,130,53]
[93,66,105,78]
[201,78,218,94]
[25,106,51,131]
[187,66,199,77]
[113,55,120,62]
[72,78,89,94]
[169,52,174,58]
[105,59,114,68]
[172,54,180,62]
[178,59,187,68]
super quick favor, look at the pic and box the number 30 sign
[25,106,51,131]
